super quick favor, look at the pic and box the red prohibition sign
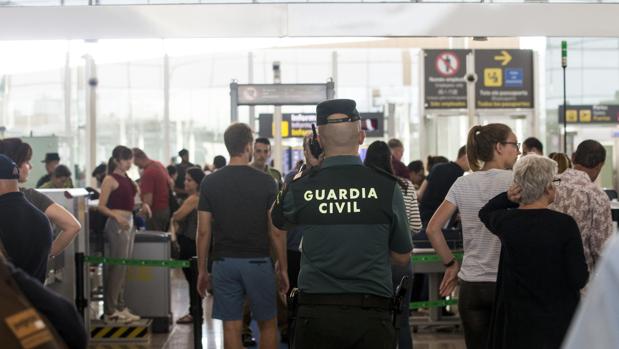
[435,52,460,77]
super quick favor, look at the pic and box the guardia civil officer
[271,99,412,349]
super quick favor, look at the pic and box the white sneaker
[103,310,131,324]
[119,308,141,322]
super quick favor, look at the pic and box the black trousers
[177,234,203,316]
[292,304,395,349]
[458,280,496,349]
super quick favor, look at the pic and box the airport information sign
[558,105,619,124]
[236,84,330,105]
[424,49,471,109]
[259,112,384,138]
[475,49,534,109]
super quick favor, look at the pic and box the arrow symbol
[494,50,512,66]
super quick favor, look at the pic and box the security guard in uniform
[271,99,412,349]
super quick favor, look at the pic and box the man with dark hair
[213,155,227,171]
[36,152,60,188]
[550,139,613,272]
[388,138,410,179]
[522,137,544,156]
[272,99,412,348]
[133,148,173,231]
[40,164,73,189]
[174,148,195,200]
[251,138,282,189]
[196,122,287,349]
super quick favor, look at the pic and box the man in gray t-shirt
[196,123,288,349]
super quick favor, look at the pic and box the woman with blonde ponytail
[426,123,520,349]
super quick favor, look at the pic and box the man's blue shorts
[212,257,277,321]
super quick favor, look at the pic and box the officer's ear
[358,130,366,145]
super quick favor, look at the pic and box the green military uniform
[266,166,283,190]
[272,155,412,349]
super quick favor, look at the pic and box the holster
[392,276,410,330]
[287,288,300,348]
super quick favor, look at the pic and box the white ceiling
[0,3,618,40]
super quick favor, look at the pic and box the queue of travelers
[0,97,617,349]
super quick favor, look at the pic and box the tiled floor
[89,270,466,349]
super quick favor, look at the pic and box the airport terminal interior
[1,1,619,349]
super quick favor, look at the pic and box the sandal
[176,314,193,324]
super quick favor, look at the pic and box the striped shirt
[401,178,422,234]
[445,169,513,282]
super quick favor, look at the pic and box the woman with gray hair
[479,154,589,349]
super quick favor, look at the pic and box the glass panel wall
[4,37,619,188]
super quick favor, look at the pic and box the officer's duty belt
[298,293,392,310]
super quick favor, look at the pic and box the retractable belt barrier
[75,253,203,349]
[83,256,190,269]
[411,252,464,263]
[410,299,458,310]
[409,252,463,311]
[78,252,462,344]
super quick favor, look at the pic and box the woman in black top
[479,154,589,349]
[171,167,205,324]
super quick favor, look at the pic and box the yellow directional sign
[494,50,513,66]
[484,68,503,87]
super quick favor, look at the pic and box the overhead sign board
[234,83,332,106]
[259,112,384,138]
[424,50,470,109]
[475,49,534,109]
[558,105,619,124]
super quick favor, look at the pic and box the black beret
[316,99,360,126]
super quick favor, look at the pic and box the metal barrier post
[74,253,88,320]
[189,257,202,349]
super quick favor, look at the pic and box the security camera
[466,74,477,83]
[88,78,98,87]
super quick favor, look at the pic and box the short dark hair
[427,156,448,171]
[523,137,544,154]
[255,138,271,147]
[224,123,253,157]
[573,140,606,168]
[53,164,72,178]
[213,155,227,169]
[132,148,148,160]
[457,145,467,159]
[178,149,189,157]
[186,166,206,185]
[388,138,403,149]
[407,160,424,174]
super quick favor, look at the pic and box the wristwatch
[444,257,457,268]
